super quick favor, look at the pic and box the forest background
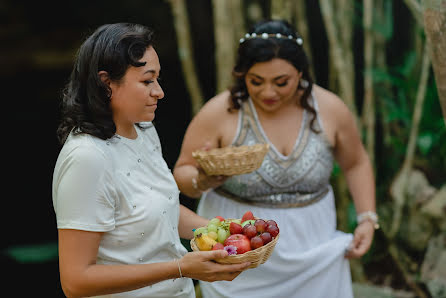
[1,0,445,297]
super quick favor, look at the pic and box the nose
[151,80,165,100]
[261,83,277,98]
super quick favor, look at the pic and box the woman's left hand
[344,221,375,259]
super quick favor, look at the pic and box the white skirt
[196,186,354,298]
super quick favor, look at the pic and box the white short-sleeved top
[52,123,194,298]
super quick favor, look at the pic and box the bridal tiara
[239,32,303,45]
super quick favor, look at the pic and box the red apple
[266,224,279,237]
[212,242,224,250]
[224,234,251,254]
[229,222,243,235]
[241,211,255,222]
[243,224,258,239]
[260,232,272,244]
[254,219,267,233]
[216,216,225,222]
[250,235,264,249]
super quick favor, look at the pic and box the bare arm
[174,91,235,198]
[331,97,376,258]
[58,229,250,297]
[178,204,209,240]
[58,229,180,297]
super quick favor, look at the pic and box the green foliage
[3,242,58,264]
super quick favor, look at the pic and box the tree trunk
[423,0,446,126]
[271,0,293,22]
[212,0,239,93]
[168,0,205,116]
[362,0,376,165]
[318,0,358,118]
[294,0,315,78]
[389,42,431,238]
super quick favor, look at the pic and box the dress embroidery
[217,96,334,208]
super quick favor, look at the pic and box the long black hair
[57,23,155,143]
[230,19,319,132]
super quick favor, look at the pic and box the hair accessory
[239,32,303,45]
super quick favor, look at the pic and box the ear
[98,71,111,86]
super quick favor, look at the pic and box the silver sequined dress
[196,95,354,298]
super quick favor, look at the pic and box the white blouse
[52,123,194,297]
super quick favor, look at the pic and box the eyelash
[250,80,288,87]
[143,78,162,85]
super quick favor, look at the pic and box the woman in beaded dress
[173,19,377,298]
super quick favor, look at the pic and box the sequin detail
[217,96,334,208]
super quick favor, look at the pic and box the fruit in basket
[254,219,268,233]
[241,211,255,222]
[224,234,251,254]
[212,243,224,250]
[250,235,264,249]
[195,233,217,251]
[241,219,255,227]
[243,224,257,239]
[208,231,218,241]
[207,223,218,233]
[266,224,279,238]
[193,227,208,237]
[216,216,225,222]
[229,222,243,235]
[260,232,272,244]
[266,219,278,227]
[217,227,230,243]
[209,217,222,226]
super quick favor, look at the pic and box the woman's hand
[194,141,229,191]
[344,221,375,259]
[195,168,228,192]
[180,250,251,282]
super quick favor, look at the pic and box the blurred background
[1,0,445,297]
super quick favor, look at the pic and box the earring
[300,79,309,88]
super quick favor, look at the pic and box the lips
[262,99,278,105]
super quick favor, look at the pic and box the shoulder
[190,90,236,126]
[57,133,109,172]
[312,84,355,125]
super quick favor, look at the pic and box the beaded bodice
[216,96,334,207]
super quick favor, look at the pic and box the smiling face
[108,46,164,134]
[245,58,301,113]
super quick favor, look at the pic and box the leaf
[347,202,357,233]
[417,133,434,155]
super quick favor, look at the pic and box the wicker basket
[190,226,279,269]
[192,143,269,176]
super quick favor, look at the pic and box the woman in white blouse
[52,23,250,298]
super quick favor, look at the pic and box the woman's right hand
[179,250,251,282]
[194,141,229,191]
[195,168,228,191]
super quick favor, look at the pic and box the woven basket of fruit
[190,211,280,269]
[192,143,269,176]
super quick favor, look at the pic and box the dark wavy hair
[230,19,319,132]
[57,23,155,143]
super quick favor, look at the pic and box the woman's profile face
[109,46,164,127]
[245,58,301,112]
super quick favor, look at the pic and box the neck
[116,124,138,139]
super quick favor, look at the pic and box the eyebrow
[248,73,289,80]
[144,69,158,75]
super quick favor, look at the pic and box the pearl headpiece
[239,32,303,46]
